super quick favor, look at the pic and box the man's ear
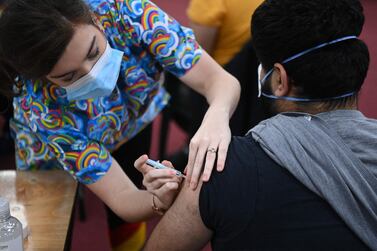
[272,63,290,97]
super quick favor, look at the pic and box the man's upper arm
[145,182,212,251]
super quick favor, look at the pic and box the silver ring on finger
[207,147,217,154]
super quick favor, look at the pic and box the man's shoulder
[198,134,262,231]
[201,134,263,196]
[204,134,265,184]
[226,134,266,169]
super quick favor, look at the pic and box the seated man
[139,0,377,250]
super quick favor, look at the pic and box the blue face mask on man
[64,43,124,101]
[257,35,358,102]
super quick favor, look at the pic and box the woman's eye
[63,73,74,82]
[63,78,73,83]
[88,47,100,60]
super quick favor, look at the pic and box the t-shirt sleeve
[12,93,112,185]
[199,136,259,233]
[44,132,112,185]
[117,0,203,77]
[187,0,226,27]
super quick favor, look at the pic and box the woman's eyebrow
[86,35,97,58]
[50,35,96,79]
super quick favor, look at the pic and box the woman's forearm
[87,158,159,222]
[204,70,240,119]
[110,189,156,222]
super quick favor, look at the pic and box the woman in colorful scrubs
[0,0,240,249]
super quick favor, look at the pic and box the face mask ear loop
[261,91,356,102]
[258,66,273,98]
[258,64,262,98]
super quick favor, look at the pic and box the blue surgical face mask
[258,35,358,102]
[64,43,124,101]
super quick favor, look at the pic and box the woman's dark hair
[0,0,93,95]
[251,0,370,105]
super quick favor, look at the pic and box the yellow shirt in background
[187,0,263,65]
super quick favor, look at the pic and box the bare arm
[190,22,218,54]
[144,181,213,251]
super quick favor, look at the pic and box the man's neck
[276,97,358,115]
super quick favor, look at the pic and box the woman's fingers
[144,168,177,183]
[161,160,174,168]
[134,154,150,174]
[190,142,210,189]
[134,154,182,210]
[216,137,230,171]
[150,181,181,210]
[202,145,218,181]
[185,137,228,187]
[143,177,181,191]
[153,182,179,198]
[185,138,199,183]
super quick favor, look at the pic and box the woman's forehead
[47,24,99,77]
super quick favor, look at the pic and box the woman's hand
[134,155,182,211]
[178,51,240,190]
[185,106,231,189]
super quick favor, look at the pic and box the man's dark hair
[0,0,93,95]
[251,0,370,105]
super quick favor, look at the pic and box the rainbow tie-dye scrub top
[10,0,202,184]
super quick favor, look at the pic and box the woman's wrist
[151,194,166,215]
[204,104,231,123]
[207,88,238,119]
[151,193,170,215]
